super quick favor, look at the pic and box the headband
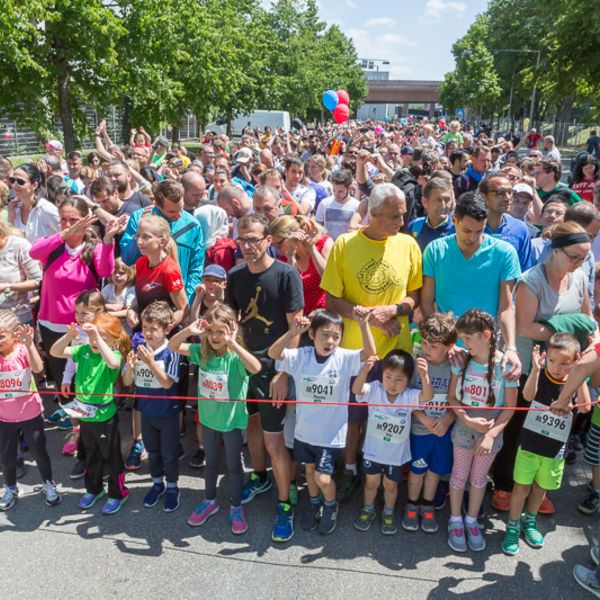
[551,232,591,249]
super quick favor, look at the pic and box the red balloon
[439,119,446,128]
[332,104,350,124]
[337,89,350,105]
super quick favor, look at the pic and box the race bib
[198,368,229,402]
[458,371,498,407]
[0,369,32,399]
[423,392,448,419]
[61,399,98,419]
[367,410,409,445]
[298,374,339,404]
[523,400,572,444]
[134,360,165,389]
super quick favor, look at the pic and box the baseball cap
[203,264,227,280]
[233,148,254,164]
[45,140,63,151]
[513,183,534,197]
[400,145,414,156]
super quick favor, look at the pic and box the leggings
[202,424,244,506]
[0,415,53,487]
[39,324,67,390]
[450,445,498,490]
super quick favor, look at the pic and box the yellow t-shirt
[320,229,422,356]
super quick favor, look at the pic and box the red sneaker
[491,490,511,512]
[538,495,556,515]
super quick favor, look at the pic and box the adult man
[535,159,582,206]
[509,182,539,238]
[421,192,522,375]
[252,185,281,224]
[524,128,542,152]
[321,183,423,501]
[586,130,600,157]
[300,133,320,162]
[216,185,252,239]
[543,135,561,162]
[454,145,491,197]
[260,147,275,169]
[314,169,359,240]
[447,150,468,186]
[226,213,304,543]
[181,171,207,212]
[283,156,316,215]
[384,144,402,171]
[107,159,152,209]
[45,139,67,173]
[199,144,215,170]
[400,145,414,169]
[120,179,204,301]
[65,151,85,194]
[43,155,64,178]
[479,174,534,271]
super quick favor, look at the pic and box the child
[580,386,600,514]
[101,257,136,323]
[51,313,131,515]
[268,307,375,536]
[169,303,261,535]
[353,350,433,535]
[447,309,518,553]
[0,311,61,511]
[190,264,227,320]
[123,301,181,513]
[502,335,590,555]
[405,313,457,534]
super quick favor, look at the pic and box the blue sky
[266,0,490,81]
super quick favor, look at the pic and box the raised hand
[81,322,99,342]
[224,321,239,346]
[103,218,120,244]
[416,357,429,379]
[136,344,154,366]
[126,350,137,371]
[66,322,80,341]
[531,344,546,371]
[290,314,311,336]
[363,355,378,372]
[60,212,97,241]
[353,305,372,325]
[15,324,35,346]
[187,319,208,337]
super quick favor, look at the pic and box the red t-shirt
[572,179,597,203]
[527,133,542,149]
[135,255,184,312]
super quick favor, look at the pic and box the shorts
[348,361,382,423]
[293,439,340,475]
[283,404,296,450]
[247,368,286,434]
[409,430,453,475]
[584,423,600,467]
[513,447,565,491]
[362,458,403,483]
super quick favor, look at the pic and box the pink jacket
[30,233,115,325]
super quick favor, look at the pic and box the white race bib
[523,400,572,444]
[61,399,98,419]
[424,392,448,419]
[458,371,500,407]
[366,410,410,445]
[298,374,339,404]
[134,360,165,389]
[198,368,229,402]
[0,369,32,399]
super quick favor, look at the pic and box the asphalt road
[1,398,597,599]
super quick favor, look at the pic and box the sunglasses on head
[9,176,27,186]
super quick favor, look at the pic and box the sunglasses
[9,176,27,186]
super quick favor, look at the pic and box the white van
[206,110,290,136]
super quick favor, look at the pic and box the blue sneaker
[57,417,72,431]
[433,480,449,510]
[79,490,106,510]
[125,440,146,471]
[143,482,165,508]
[272,502,294,543]
[241,472,272,505]
[47,407,66,424]
[163,487,181,513]
[102,495,128,515]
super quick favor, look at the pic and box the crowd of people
[1,117,600,595]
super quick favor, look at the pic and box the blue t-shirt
[407,216,455,252]
[423,234,521,318]
[130,337,180,418]
[484,213,534,272]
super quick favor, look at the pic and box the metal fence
[496,119,599,148]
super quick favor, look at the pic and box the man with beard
[107,159,151,211]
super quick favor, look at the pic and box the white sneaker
[42,480,62,507]
[0,485,18,511]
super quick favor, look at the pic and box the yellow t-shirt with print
[320,229,422,356]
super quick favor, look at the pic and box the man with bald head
[260,148,275,169]
[217,185,252,239]
[181,171,208,212]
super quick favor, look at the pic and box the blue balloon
[322,90,339,111]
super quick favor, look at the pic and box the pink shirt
[30,233,115,325]
[0,344,43,422]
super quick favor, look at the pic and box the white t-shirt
[15,198,60,243]
[101,283,136,309]
[315,196,360,240]
[358,381,421,466]
[277,346,361,447]
[290,185,317,212]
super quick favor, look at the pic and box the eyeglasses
[238,235,267,246]
[490,188,514,197]
[9,177,27,186]
[559,248,587,264]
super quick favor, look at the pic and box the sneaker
[163,487,181,513]
[402,503,419,531]
[0,486,18,511]
[125,440,146,471]
[573,564,600,598]
[229,506,248,535]
[579,491,600,515]
[491,490,511,512]
[433,480,449,510]
[272,502,294,542]
[592,546,600,566]
[381,510,398,535]
[465,521,486,552]
[70,461,86,480]
[288,482,298,506]
[448,519,468,553]
[241,472,272,505]
[46,407,66,424]
[57,417,73,431]
[318,503,338,536]
[502,522,521,556]
[143,482,166,508]
[102,495,129,515]
[188,448,205,469]
[354,506,376,531]
[301,502,322,531]
[16,455,27,480]
[62,431,79,456]
[79,490,106,510]
[420,504,438,533]
[187,500,219,526]
[522,514,544,548]
[41,480,62,507]
[336,471,360,504]
[538,495,555,515]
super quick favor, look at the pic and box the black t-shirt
[120,191,151,216]
[226,259,304,354]
[518,369,574,459]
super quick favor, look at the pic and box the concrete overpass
[365,80,441,103]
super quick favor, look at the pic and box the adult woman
[307,155,333,196]
[572,155,599,203]
[208,167,231,205]
[8,164,60,243]
[269,215,333,315]
[30,196,118,391]
[0,221,41,324]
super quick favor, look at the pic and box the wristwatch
[91,203,100,213]
[395,304,404,317]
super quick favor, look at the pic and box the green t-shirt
[443,131,463,145]
[592,386,600,426]
[537,182,582,205]
[189,345,249,432]
[72,344,121,422]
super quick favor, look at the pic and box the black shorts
[247,368,286,434]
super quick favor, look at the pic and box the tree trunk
[226,107,233,138]
[171,126,180,144]
[56,58,76,153]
